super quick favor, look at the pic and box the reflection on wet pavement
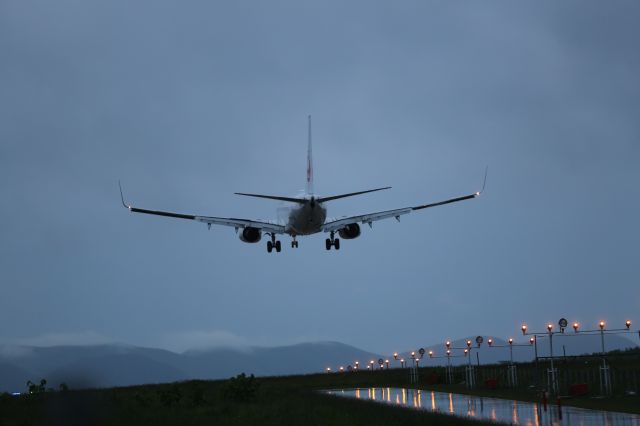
[324,388,640,425]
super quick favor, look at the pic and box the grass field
[0,374,491,426]
[2,351,639,425]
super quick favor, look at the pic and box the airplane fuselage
[282,199,327,236]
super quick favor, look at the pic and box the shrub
[220,373,260,402]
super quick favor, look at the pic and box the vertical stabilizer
[306,115,314,195]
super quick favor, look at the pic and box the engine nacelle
[338,223,361,240]
[239,227,262,243]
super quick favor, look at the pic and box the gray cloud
[0,331,113,348]
[1,0,639,355]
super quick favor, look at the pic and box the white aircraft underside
[120,117,486,252]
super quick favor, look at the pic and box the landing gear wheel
[334,238,340,250]
[267,241,273,253]
[275,240,281,252]
[325,239,332,251]
[291,241,298,248]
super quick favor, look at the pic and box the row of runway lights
[325,319,635,373]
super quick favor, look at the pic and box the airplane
[119,116,486,253]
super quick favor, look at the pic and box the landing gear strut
[325,231,340,251]
[266,234,281,253]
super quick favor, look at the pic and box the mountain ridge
[1,336,636,392]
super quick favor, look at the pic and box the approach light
[521,324,527,335]
[529,337,535,345]
[626,320,631,330]
[339,366,344,372]
[428,350,433,358]
[326,367,331,373]
[393,352,398,360]
[445,341,451,349]
[599,321,605,330]
[466,340,472,348]
[446,349,451,356]
[508,338,513,345]
[411,351,416,358]
[547,323,553,333]
[464,349,468,356]
[487,338,493,346]
[573,322,579,333]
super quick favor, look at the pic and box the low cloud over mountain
[0,341,381,392]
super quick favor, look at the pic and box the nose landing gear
[291,237,299,248]
[266,234,281,253]
[325,231,340,251]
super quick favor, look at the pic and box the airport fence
[417,354,640,395]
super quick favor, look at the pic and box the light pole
[444,340,477,389]
[572,320,611,395]
[446,349,452,384]
[522,317,637,395]
[465,339,474,389]
[572,319,639,395]
[547,322,557,394]
[486,336,533,387]
[409,351,417,383]
[519,320,562,394]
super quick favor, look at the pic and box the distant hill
[1,335,636,393]
[0,341,381,392]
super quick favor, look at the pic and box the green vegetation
[2,351,639,425]
[0,374,490,426]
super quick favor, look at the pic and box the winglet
[119,180,131,210]
[475,166,488,196]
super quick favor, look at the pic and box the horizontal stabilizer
[234,193,306,204]
[316,187,391,203]
[235,187,391,204]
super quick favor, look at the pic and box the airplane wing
[322,166,487,233]
[120,183,285,234]
[322,192,480,233]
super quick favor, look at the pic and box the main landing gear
[325,231,340,251]
[266,234,281,253]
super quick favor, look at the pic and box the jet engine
[338,223,361,239]
[239,227,262,243]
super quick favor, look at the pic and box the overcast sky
[1,1,639,354]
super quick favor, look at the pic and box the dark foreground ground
[2,362,639,425]
[0,374,490,426]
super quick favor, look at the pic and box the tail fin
[306,115,314,195]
